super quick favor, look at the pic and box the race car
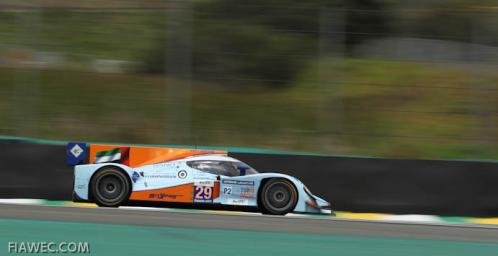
[67,143,333,215]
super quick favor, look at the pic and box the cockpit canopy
[187,160,258,177]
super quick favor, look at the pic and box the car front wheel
[259,178,298,215]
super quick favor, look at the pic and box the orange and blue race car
[67,143,333,215]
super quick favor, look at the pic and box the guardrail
[1,136,498,216]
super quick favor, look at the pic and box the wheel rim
[265,182,293,210]
[96,174,126,202]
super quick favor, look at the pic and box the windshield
[233,162,258,176]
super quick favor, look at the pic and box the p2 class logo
[178,170,187,179]
[223,187,232,195]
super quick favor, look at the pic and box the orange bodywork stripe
[89,144,227,167]
[129,182,220,203]
[129,183,194,203]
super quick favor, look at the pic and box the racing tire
[91,167,131,207]
[259,178,298,215]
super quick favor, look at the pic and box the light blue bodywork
[73,156,332,215]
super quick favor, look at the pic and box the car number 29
[195,186,213,200]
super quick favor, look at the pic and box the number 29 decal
[194,186,213,203]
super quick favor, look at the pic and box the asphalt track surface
[1,203,498,243]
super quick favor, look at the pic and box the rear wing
[67,142,227,167]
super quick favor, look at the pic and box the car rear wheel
[91,167,130,207]
[259,178,297,215]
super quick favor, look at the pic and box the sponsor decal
[132,171,140,183]
[149,193,182,200]
[144,174,176,179]
[194,185,214,203]
[240,186,255,198]
[153,162,175,168]
[178,170,187,179]
[228,198,249,206]
[76,184,85,189]
[222,180,254,186]
[194,180,214,187]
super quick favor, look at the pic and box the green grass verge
[0,57,497,160]
[1,9,497,160]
